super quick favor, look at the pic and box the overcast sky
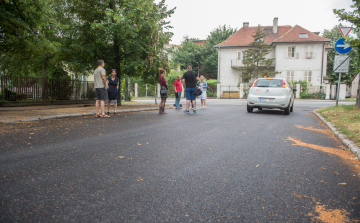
[155,0,354,45]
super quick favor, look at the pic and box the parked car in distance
[346,91,351,98]
[247,78,294,115]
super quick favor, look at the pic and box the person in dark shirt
[182,64,199,114]
[158,68,168,114]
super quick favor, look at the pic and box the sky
[155,0,354,45]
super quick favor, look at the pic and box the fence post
[295,83,300,99]
[157,83,160,98]
[240,83,244,98]
[134,82,138,98]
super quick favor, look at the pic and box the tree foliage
[171,36,202,71]
[322,24,359,86]
[0,0,175,82]
[241,26,276,82]
[201,25,236,77]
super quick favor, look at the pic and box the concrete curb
[313,109,360,160]
[0,107,161,124]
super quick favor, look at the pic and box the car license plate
[259,98,274,102]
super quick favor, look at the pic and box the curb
[313,109,360,160]
[0,107,161,124]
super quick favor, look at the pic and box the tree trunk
[357,75,360,109]
[110,1,122,106]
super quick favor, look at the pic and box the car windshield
[255,79,282,87]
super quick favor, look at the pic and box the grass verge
[346,98,356,101]
[318,105,360,146]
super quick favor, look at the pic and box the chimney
[273,17,278,34]
[243,22,249,27]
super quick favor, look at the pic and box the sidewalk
[0,102,169,124]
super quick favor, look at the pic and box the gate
[219,85,240,99]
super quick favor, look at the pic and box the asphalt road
[1,99,359,222]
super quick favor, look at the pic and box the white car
[247,78,294,115]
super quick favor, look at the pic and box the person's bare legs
[95,100,100,116]
[201,99,204,108]
[114,102,117,113]
[193,100,196,110]
[186,100,190,111]
[204,99,206,108]
[100,100,105,116]
[107,101,111,114]
[162,98,167,114]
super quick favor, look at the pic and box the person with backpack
[182,64,199,114]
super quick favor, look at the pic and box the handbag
[160,85,167,94]
[194,87,202,96]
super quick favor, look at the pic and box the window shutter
[288,47,292,58]
[237,52,241,60]
[291,71,294,80]
[304,71,307,81]
[295,47,299,59]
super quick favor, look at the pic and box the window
[305,46,313,59]
[287,71,294,82]
[255,79,283,87]
[288,46,299,59]
[237,52,241,60]
[242,52,246,61]
[304,71,312,83]
[299,33,308,38]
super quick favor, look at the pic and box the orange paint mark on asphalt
[312,203,350,223]
[294,125,342,144]
[286,137,360,176]
[295,125,330,135]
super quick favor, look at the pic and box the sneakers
[193,110,196,114]
[184,110,190,114]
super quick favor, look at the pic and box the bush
[300,91,325,99]
[3,88,28,101]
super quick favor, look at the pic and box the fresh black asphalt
[1,101,359,222]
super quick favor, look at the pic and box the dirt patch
[310,202,350,223]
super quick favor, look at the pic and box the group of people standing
[93,60,120,118]
[93,60,208,117]
[159,64,207,114]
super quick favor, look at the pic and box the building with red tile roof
[214,18,332,98]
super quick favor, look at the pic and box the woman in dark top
[106,69,120,115]
[158,68,168,114]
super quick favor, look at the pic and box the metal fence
[0,76,96,101]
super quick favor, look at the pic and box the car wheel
[258,108,262,111]
[290,102,294,112]
[284,103,290,115]
[247,105,253,113]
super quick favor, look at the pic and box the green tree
[241,26,276,82]
[171,36,202,71]
[201,25,236,77]
[323,24,359,86]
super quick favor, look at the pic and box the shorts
[109,99,117,104]
[185,87,195,101]
[96,88,108,101]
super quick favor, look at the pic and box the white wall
[218,42,327,93]
[218,46,275,87]
[274,43,325,90]
[351,73,359,98]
